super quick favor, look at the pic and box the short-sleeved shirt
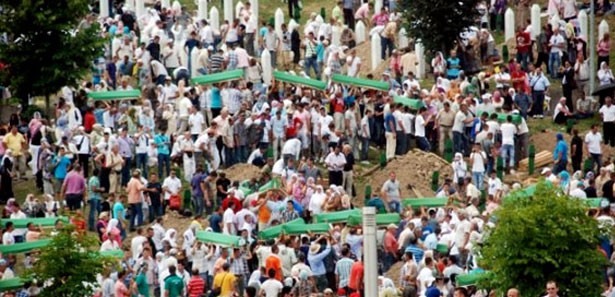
[382,180,401,201]
[164,274,184,297]
[113,201,125,220]
[213,272,237,296]
[88,176,101,201]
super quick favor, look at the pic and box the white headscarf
[107,219,118,234]
[163,229,177,248]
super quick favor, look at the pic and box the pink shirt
[114,280,129,297]
[236,47,250,68]
[63,171,86,195]
[372,13,389,27]
[354,3,370,20]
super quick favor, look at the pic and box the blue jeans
[129,203,143,231]
[380,36,394,60]
[453,131,466,155]
[417,137,431,152]
[158,154,170,178]
[516,52,529,70]
[88,199,101,231]
[136,153,148,177]
[472,172,484,191]
[388,200,401,213]
[192,195,204,217]
[121,157,131,186]
[500,144,515,168]
[383,252,396,273]
[224,146,235,167]
[304,57,319,79]
[548,52,561,78]
[235,145,248,163]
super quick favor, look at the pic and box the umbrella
[591,83,615,97]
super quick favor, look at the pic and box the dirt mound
[224,163,262,181]
[364,149,453,198]
[530,129,615,164]
[124,211,196,248]
[354,40,391,79]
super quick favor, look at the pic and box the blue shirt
[154,134,170,155]
[316,43,325,62]
[446,57,460,78]
[54,156,71,179]
[191,173,205,197]
[554,140,568,161]
[384,113,396,132]
[530,74,550,91]
[210,87,222,108]
[113,201,125,220]
[308,245,331,276]
[209,213,222,233]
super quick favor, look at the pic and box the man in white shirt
[585,124,603,172]
[359,110,372,162]
[162,40,181,72]
[188,106,205,140]
[548,28,565,79]
[222,207,236,235]
[260,268,284,297]
[469,143,487,190]
[162,170,182,206]
[324,146,346,187]
[281,138,302,164]
[600,97,615,147]
[346,49,362,77]
[452,104,473,156]
[415,107,432,151]
[131,228,148,260]
[499,115,517,172]
[9,206,27,242]
[2,223,15,245]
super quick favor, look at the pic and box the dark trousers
[572,156,582,173]
[158,154,170,178]
[535,52,549,70]
[380,37,394,60]
[343,8,355,30]
[395,131,406,155]
[563,85,574,112]
[531,91,545,116]
[329,170,343,187]
[129,203,143,231]
[78,153,90,177]
[121,157,131,186]
[590,153,602,173]
[136,153,148,177]
[605,122,615,147]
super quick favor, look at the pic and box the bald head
[507,288,519,297]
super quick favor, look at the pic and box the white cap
[541,167,551,175]
[104,127,112,134]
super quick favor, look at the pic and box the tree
[478,182,607,297]
[28,226,115,297]
[399,0,481,54]
[0,0,105,111]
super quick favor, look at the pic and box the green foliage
[399,0,481,53]
[28,226,115,297]
[479,182,607,297]
[0,0,105,104]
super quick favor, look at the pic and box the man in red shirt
[83,107,96,133]
[285,112,301,139]
[510,63,528,93]
[515,26,531,70]
[383,223,399,273]
[187,268,205,297]
[348,257,364,297]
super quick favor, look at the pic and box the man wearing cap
[383,223,398,273]
[308,236,332,292]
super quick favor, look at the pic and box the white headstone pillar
[224,0,234,23]
[198,0,208,21]
[210,7,220,31]
[363,207,378,297]
[371,33,382,71]
[262,50,273,84]
[504,8,515,42]
[531,4,541,40]
[355,21,366,44]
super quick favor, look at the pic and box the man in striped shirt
[334,247,355,292]
[209,49,226,73]
[230,247,250,296]
[186,269,205,297]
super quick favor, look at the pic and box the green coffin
[478,111,522,125]
[347,213,401,227]
[456,270,489,287]
[282,223,331,235]
[436,243,449,254]
[239,180,256,197]
[258,178,282,193]
[0,217,69,229]
[259,218,305,239]
[274,71,327,90]
[331,74,389,91]
[98,249,125,258]
[0,278,26,292]
[314,209,361,223]
[401,198,449,208]
[87,90,141,101]
[191,69,245,85]
[586,198,608,208]
[196,231,244,247]
[0,239,52,254]
[393,96,425,110]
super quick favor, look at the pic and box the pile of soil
[363,149,454,198]
[224,163,262,181]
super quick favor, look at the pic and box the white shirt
[500,122,517,145]
[223,208,236,235]
[2,231,14,245]
[282,138,302,160]
[570,188,587,199]
[488,177,502,196]
[162,176,182,200]
[454,219,471,248]
[470,151,487,173]
[600,105,615,122]
[260,279,283,297]
[325,152,346,171]
[131,235,147,260]
[10,211,27,237]
[178,97,193,118]
[72,135,91,154]
[152,223,166,251]
[549,33,565,53]
[585,132,602,154]
[135,133,151,154]
[162,45,180,68]
[347,56,361,77]
[188,112,205,135]
[452,111,467,133]
[415,115,426,137]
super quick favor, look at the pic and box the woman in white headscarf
[163,229,178,248]
[598,61,614,86]
[308,185,326,215]
[452,152,468,186]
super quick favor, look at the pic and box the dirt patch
[354,40,392,79]
[224,163,262,181]
[124,211,197,248]
[361,149,453,199]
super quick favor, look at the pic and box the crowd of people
[3,0,615,296]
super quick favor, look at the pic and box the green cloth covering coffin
[331,74,389,91]
[238,180,256,197]
[456,270,490,287]
[191,69,245,85]
[0,278,27,292]
[273,71,327,90]
[0,239,52,254]
[87,90,141,101]
[347,213,401,227]
[401,198,449,208]
[98,249,125,258]
[0,217,69,229]
[258,178,282,193]
[477,111,522,125]
[281,223,331,235]
[314,209,361,223]
[393,96,425,110]
[259,218,305,239]
[196,231,244,247]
